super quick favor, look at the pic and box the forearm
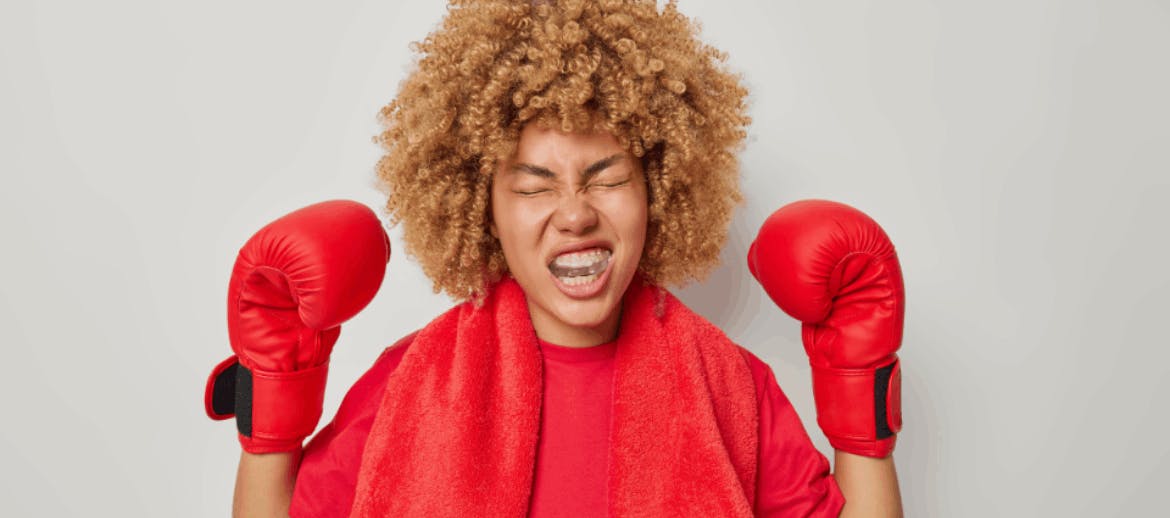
[233,448,302,518]
[833,450,903,518]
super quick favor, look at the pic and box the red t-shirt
[290,334,844,517]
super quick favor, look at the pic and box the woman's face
[491,124,648,347]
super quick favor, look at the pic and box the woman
[215,1,904,515]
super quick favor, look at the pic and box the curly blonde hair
[375,0,750,300]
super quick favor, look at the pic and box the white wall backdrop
[2,0,1167,516]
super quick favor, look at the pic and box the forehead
[512,124,625,165]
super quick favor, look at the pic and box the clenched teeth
[560,270,603,285]
[549,248,611,278]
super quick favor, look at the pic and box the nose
[552,194,599,235]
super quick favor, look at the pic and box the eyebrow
[512,153,626,183]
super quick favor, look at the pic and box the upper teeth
[551,248,611,269]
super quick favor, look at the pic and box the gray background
[2,0,1167,515]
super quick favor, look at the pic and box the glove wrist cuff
[828,435,897,458]
[811,357,902,457]
[204,355,329,453]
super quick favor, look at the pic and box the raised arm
[203,200,390,515]
[234,450,302,517]
[748,199,906,516]
[834,451,903,517]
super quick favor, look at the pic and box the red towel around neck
[350,276,759,517]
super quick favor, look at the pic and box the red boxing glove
[204,200,390,453]
[747,199,904,458]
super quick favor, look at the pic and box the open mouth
[548,247,612,286]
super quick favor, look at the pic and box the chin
[554,303,617,329]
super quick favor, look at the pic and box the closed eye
[592,179,630,189]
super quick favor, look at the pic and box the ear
[489,221,499,238]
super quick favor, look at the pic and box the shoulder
[731,344,809,432]
[360,294,486,382]
[660,289,753,359]
[742,347,844,516]
[659,288,781,399]
[322,330,419,430]
[372,330,416,372]
[336,330,417,402]
[310,329,422,443]
[734,345,781,405]
[289,330,423,517]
